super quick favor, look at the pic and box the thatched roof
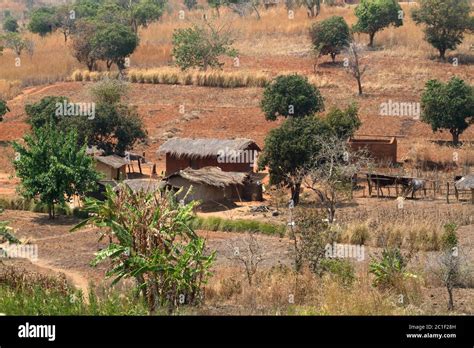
[455,175,474,190]
[157,138,260,159]
[95,155,128,169]
[113,179,162,193]
[166,167,248,188]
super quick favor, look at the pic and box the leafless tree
[227,233,265,285]
[344,42,368,96]
[302,136,372,223]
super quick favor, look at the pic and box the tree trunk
[451,130,459,146]
[368,32,375,47]
[439,48,446,61]
[331,52,336,63]
[290,181,301,205]
[357,77,363,96]
[447,284,454,310]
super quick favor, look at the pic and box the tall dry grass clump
[72,68,270,88]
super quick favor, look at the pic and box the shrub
[369,248,415,289]
[320,258,355,286]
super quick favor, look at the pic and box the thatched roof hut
[113,179,162,194]
[158,138,261,175]
[163,166,250,203]
[158,138,260,159]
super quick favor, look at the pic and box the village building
[348,136,397,164]
[162,166,263,203]
[93,155,128,180]
[157,138,261,175]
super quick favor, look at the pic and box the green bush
[320,258,355,286]
[369,248,414,289]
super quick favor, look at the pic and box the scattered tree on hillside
[1,32,32,57]
[258,116,332,205]
[0,99,9,122]
[302,136,371,223]
[72,186,215,314]
[25,81,147,156]
[420,77,474,146]
[54,4,77,43]
[207,0,225,16]
[25,96,69,130]
[260,74,324,121]
[226,0,262,19]
[343,42,368,96]
[71,19,99,71]
[91,23,139,72]
[353,0,403,47]
[304,0,321,18]
[28,7,58,37]
[13,127,100,219]
[412,0,473,60]
[3,16,19,33]
[184,0,198,10]
[172,21,237,71]
[309,16,350,63]
[325,103,361,139]
[73,0,101,19]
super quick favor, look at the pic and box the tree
[25,82,147,156]
[184,0,198,10]
[0,99,9,122]
[226,0,261,19]
[344,42,368,96]
[208,0,225,16]
[12,127,100,219]
[3,16,19,33]
[353,0,403,47]
[71,19,99,71]
[325,103,361,139]
[304,0,321,18]
[91,23,139,72]
[73,0,101,19]
[258,116,332,205]
[310,16,350,63]
[54,4,77,43]
[72,186,215,314]
[25,96,68,130]
[260,74,324,121]
[28,7,58,37]
[420,77,474,146]
[412,0,473,60]
[1,32,32,57]
[302,136,370,223]
[172,21,237,71]
[121,0,166,33]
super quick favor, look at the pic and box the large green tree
[412,0,473,60]
[261,74,325,121]
[353,0,403,47]
[91,23,139,72]
[3,16,19,33]
[258,116,332,205]
[309,16,350,63]
[13,127,100,219]
[420,77,474,146]
[28,7,58,37]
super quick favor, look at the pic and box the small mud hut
[162,166,262,203]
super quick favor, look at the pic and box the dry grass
[72,68,270,88]
[204,265,425,315]
[338,204,473,252]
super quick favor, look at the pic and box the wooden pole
[446,182,449,204]
[471,188,474,205]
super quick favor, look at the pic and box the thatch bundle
[167,167,248,188]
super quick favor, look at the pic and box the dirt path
[32,258,91,303]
